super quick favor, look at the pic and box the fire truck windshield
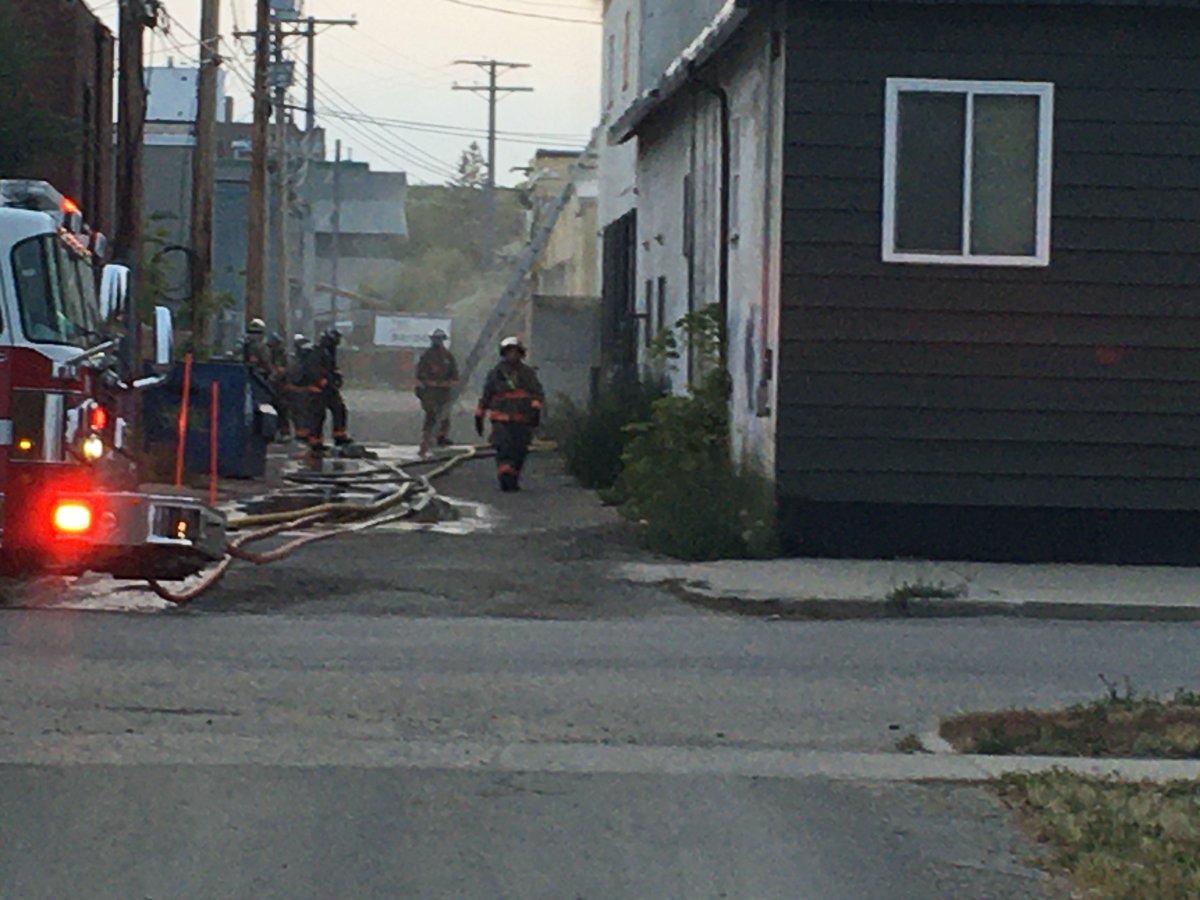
[11,233,102,348]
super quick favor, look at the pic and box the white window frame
[881,78,1055,267]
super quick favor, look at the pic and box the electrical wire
[440,0,601,25]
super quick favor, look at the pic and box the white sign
[374,315,452,349]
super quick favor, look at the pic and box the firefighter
[265,332,292,440]
[241,318,270,378]
[415,328,458,457]
[316,328,352,448]
[287,336,315,448]
[292,333,330,455]
[475,336,544,492]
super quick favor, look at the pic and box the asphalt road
[2,396,1198,897]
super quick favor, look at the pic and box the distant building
[527,150,599,298]
[136,62,409,350]
[306,159,409,327]
[7,0,115,231]
[523,148,601,409]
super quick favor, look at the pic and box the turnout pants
[269,376,291,435]
[419,389,452,447]
[491,421,533,484]
[324,386,349,443]
[295,388,326,450]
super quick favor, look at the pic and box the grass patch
[886,579,966,610]
[996,771,1200,899]
[942,682,1200,759]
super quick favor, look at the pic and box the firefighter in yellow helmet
[475,336,544,492]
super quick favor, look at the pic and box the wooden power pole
[453,60,533,267]
[271,18,290,338]
[245,0,271,323]
[189,0,220,353]
[114,1,153,274]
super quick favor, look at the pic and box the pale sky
[93,0,602,185]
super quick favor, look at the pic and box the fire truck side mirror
[154,306,174,367]
[99,264,130,327]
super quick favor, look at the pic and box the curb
[665,581,1200,623]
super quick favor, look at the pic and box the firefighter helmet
[321,327,342,346]
[499,336,526,356]
[266,331,283,347]
[431,328,448,342]
[247,317,266,335]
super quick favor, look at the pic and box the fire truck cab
[0,179,225,581]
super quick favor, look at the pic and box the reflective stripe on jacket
[476,362,544,425]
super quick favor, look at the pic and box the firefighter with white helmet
[241,318,269,376]
[476,336,544,491]
[415,328,459,457]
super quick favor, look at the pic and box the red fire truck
[0,179,224,581]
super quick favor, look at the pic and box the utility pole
[301,16,357,133]
[237,13,355,332]
[189,0,220,355]
[115,1,155,274]
[271,18,290,338]
[245,0,270,324]
[330,139,342,327]
[453,60,533,267]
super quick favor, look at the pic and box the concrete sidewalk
[617,558,1200,622]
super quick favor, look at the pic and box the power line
[316,109,587,147]
[440,0,601,24]
[310,84,460,182]
[311,77,462,179]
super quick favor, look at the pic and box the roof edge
[609,0,758,145]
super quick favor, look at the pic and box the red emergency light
[52,501,93,536]
[89,405,108,432]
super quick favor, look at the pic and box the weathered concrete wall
[631,13,784,478]
[529,294,602,413]
[599,0,640,230]
[720,21,784,479]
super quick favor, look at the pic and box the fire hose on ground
[146,446,487,606]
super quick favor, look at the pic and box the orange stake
[175,352,194,488]
[209,380,220,506]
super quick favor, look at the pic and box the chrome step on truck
[45,492,228,581]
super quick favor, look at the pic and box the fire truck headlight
[81,435,105,461]
[53,501,93,535]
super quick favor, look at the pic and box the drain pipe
[696,77,733,373]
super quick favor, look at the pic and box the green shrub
[556,377,663,490]
[615,306,777,561]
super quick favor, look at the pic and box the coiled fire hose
[146,446,483,605]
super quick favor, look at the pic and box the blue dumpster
[144,361,276,479]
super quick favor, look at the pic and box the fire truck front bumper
[43,492,228,581]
